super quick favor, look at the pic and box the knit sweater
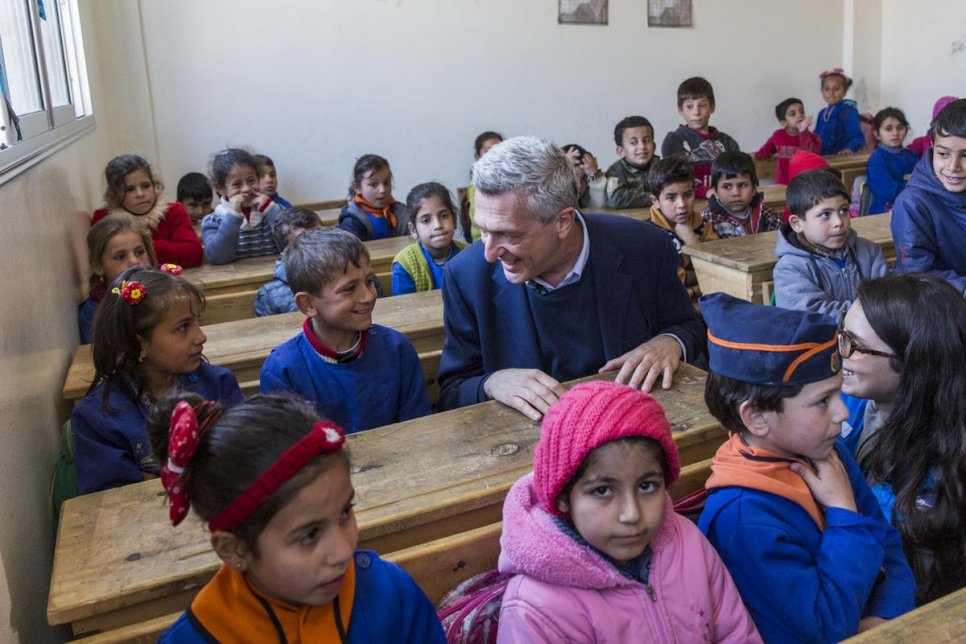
[661,125,740,199]
[91,202,202,267]
[391,240,467,295]
[201,197,282,264]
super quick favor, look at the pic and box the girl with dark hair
[149,394,445,642]
[70,266,242,494]
[867,107,917,214]
[839,272,966,603]
[91,154,203,267]
[391,182,467,295]
[814,68,865,156]
[337,154,410,241]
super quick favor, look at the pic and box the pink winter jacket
[497,474,761,644]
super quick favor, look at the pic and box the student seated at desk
[755,97,821,185]
[605,116,659,209]
[253,153,292,209]
[562,144,606,209]
[260,227,430,433]
[71,267,242,494]
[149,394,445,643]
[700,151,781,239]
[338,155,410,242]
[176,172,214,226]
[254,207,322,317]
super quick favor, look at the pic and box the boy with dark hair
[253,154,293,209]
[176,172,214,225]
[755,97,822,185]
[661,77,739,199]
[604,115,658,208]
[253,207,322,317]
[700,151,781,238]
[891,98,966,294]
[774,169,887,316]
[647,156,718,308]
[697,292,916,643]
[259,227,430,433]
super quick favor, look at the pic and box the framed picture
[648,0,692,27]
[559,0,608,25]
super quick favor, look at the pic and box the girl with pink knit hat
[497,381,761,643]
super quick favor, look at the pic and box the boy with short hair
[604,115,659,208]
[176,172,214,225]
[774,169,887,316]
[701,151,781,238]
[253,207,323,317]
[647,156,718,308]
[697,292,915,642]
[755,97,822,185]
[253,154,293,209]
[259,227,430,433]
[891,98,966,295]
[661,77,740,199]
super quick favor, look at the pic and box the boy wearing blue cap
[697,292,915,642]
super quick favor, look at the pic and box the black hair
[474,131,504,158]
[820,71,853,91]
[775,97,804,122]
[647,155,694,197]
[103,154,162,210]
[283,226,370,295]
[176,172,213,202]
[561,143,588,160]
[704,371,804,433]
[677,77,715,109]
[272,207,322,250]
[873,107,910,133]
[613,115,654,147]
[210,148,257,190]
[931,98,966,140]
[148,393,351,551]
[711,151,758,189]
[348,154,391,199]
[558,437,666,507]
[786,169,849,218]
[252,154,275,176]
[405,182,458,220]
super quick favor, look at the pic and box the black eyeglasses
[837,327,896,359]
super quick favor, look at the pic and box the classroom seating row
[754,152,870,193]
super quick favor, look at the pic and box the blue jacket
[71,362,244,494]
[815,100,865,155]
[437,213,705,410]
[77,296,99,344]
[159,551,445,643]
[259,324,430,433]
[254,259,298,317]
[891,148,966,293]
[866,146,917,214]
[698,441,916,643]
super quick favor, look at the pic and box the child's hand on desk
[483,368,566,422]
[837,149,855,157]
[790,450,857,513]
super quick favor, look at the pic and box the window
[0,0,93,183]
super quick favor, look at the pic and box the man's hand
[483,368,566,421]
[599,335,682,392]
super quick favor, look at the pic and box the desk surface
[682,212,892,272]
[48,364,721,627]
[845,585,966,643]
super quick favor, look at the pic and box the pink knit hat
[933,96,958,120]
[533,381,681,517]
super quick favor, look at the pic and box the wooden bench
[682,212,893,305]
[62,290,445,406]
[48,364,724,637]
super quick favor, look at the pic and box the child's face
[715,173,756,213]
[752,374,848,461]
[875,117,908,148]
[121,169,158,216]
[96,230,152,283]
[476,137,502,160]
[356,166,392,209]
[245,463,358,606]
[219,164,259,204]
[556,441,667,565]
[821,76,846,106]
[181,197,213,222]
[138,296,206,377]
[789,195,851,252]
[617,126,656,168]
[258,164,278,196]
[932,133,966,193]
[652,180,695,225]
[780,103,807,134]
[302,257,377,348]
[839,301,901,404]
[678,97,713,132]
[410,195,456,259]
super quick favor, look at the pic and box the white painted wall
[140,0,844,204]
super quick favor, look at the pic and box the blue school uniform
[815,100,865,155]
[866,145,917,214]
[71,362,243,494]
[77,296,99,344]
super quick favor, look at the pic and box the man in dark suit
[438,137,705,419]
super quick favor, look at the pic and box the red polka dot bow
[160,400,220,526]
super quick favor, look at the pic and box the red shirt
[91,202,203,267]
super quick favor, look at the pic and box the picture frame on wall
[648,0,692,27]
[559,0,608,25]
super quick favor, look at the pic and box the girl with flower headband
[147,393,445,643]
[71,266,242,494]
[814,68,866,156]
[91,154,203,267]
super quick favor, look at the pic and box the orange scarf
[706,433,825,530]
[354,194,397,230]
[189,561,355,643]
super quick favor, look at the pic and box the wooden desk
[844,585,966,643]
[682,212,893,304]
[63,290,444,405]
[48,364,724,636]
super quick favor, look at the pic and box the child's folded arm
[201,211,243,264]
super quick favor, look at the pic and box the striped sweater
[201,198,281,264]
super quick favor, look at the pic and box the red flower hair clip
[111,280,147,305]
[160,263,183,276]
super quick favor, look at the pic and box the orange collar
[353,194,397,230]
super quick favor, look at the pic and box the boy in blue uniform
[260,227,430,433]
[697,293,915,643]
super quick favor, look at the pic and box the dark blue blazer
[437,213,705,410]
